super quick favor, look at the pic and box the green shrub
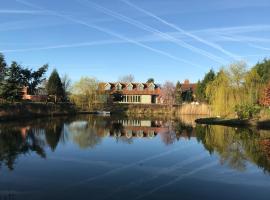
[235,104,261,119]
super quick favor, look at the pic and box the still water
[0,115,270,200]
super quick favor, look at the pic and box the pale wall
[141,95,151,104]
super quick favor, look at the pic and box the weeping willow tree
[206,69,232,116]
[206,62,250,117]
[244,68,263,105]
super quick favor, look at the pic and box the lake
[0,115,270,200]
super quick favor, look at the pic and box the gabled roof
[181,83,197,92]
[98,82,161,95]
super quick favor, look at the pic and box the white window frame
[115,83,122,91]
[137,83,144,91]
[105,83,111,90]
[148,83,155,91]
[127,83,133,91]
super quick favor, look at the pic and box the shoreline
[195,117,270,130]
[0,102,78,122]
[1,103,269,130]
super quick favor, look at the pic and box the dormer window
[127,83,133,91]
[116,83,122,91]
[148,83,155,91]
[105,83,111,90]
[137,84,144,91]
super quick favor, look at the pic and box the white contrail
[15,0,200,69]
[217,31,270,43]
[66,144,192,189]
[217,34,270,43]
[0,9,45,14]
[79,0,226,64]
[235,54,270,58]
[134,161,218,200]
[248,43,270,51]
[1,40,123,53]
[195,24,270,35]
[120,0,239,60]
[103,152,209,200]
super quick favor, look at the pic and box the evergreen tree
[0,62,24,101]
[253,58,270,84]
[182,89,193,102]
[19,64,48,95]
[146,78,154,83]
[175,81,182,104]
[26,64,48,95]
[195,69,215,102]
[195,80,204,101]
[0,53,7,82]
[46,69,64,102]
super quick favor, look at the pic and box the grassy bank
[195,116,270,130]
[0,102,77,121]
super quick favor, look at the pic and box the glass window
[127,84,133,90]
[105,84,111,90]
[138,84,144,91]
[148,85,155,91]
[116,84,122,90]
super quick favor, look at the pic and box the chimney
[184,79,190,84]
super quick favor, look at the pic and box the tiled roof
[98,81,196,94]
[98,82,161,95]
[181,83,197,92]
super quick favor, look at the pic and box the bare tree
[118,74,135,83]
[61,74,72,95]
[71,77,99,110]
[161,81,175,105]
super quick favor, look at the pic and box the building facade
[98,82,162,104]
[22,86,48,101]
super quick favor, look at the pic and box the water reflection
[196,125,270,173]
[0,115,270,174]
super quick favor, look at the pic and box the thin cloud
[0,19,68,32]
[0,9,46,15]
[194,24,270,35]
[79,0,226,64]
[248,43,270,51]
[1,40,123,53]
[235,54,270,58]
[15,0,201,69]
[213,34,270,43]
[120,0,239,60]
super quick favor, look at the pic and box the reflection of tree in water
[159,121,194,145]
[174,121,194,139]
[0,117,67,170]
[44,120,63,151]
[0,126,46,170]
[69,123,102,149]
[196,125,270,173]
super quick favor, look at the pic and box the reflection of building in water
[109,119,168,139]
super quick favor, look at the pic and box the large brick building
[99,82,162,104]
[99,80,197,104]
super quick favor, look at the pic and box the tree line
[0,53,69,102]
[1,52,269,118]
[195,59,270,118]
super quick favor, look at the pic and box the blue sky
[1,0,270,83]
